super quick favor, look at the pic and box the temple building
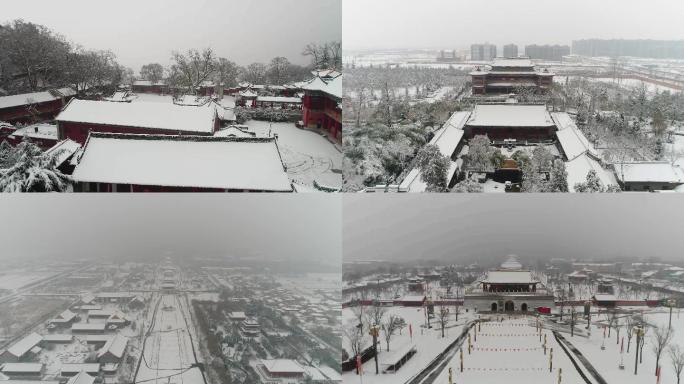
[463,103,557,141]
[470,58,554,95]
[464,256,555,312]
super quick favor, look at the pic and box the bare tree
[139,63,164,84]
[168,48,216,93]
[343,324,367,373]
[670,344,684,384]
[381,315,402,351]
[626,316,636,352]
[351,305,365,333]
[214,57,239,97]
[652,326,674,375]
[242,62,267,85]
[365,304,386,328]
[437,305,449,338]
[267,57,291,85]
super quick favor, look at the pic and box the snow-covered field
[343,306,468,384]
[431,316,584,384]
[0,271,55,290]
[566,308,684,384]
[135,294,204,384]
[244,120,342,189]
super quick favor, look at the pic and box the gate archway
[491,302,498,312]
[521,303,528,312]
[504,301,515,311]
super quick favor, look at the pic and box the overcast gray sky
[344,195,684,264]
[344,0,684,51]
[0,195,341,267]
[2,0,341,71]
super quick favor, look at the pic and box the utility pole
[369,325,380,374]
[634,327,642,375]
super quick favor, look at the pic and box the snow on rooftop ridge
[0,88,75,110]
[97,333,127,359]
[71,132,293,191]
[260,359,306,374]
[5,333,42,358]
[10,123,58,140]
[1,363,43,373]
[467,104,554,127]
[399,111,470,192]
[482,270,537,284]
[44,139,81,166]
[56,99,217,134]
[614,162,684,184]
[66,371,95,384]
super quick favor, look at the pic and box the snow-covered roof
[0,88,75,110]
[466,104,554,127]
[399,111,470,192]
[301,74,342,99]
[1,363,42,373]
[56,99,217,134]
[553,113,595,160]
[229,311,247,319]
[260,359,306,374]
[173,95,212,106]
[482,270,537,284]
[41,334,73,343]
[72,133,292,191]
[614,162,684,184]
[9,123,58,141]
[71,323,106,331]
[66,371,95,384]
[214,126,256,138]
[5,333,42,358]
[60,364,100,374]
[398,295,426,302]
[566,154,617,192]
[88,309,114,317]
[492,58,534,68]
[44,139,81,166]
[103,91,136,103]
[97,334,127,359]
[52,309,77,322]
[256,96,301,103]
[238,90,257,98]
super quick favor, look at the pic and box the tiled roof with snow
[72,133,292,191]
[614,162,684,184]
[1,363,43,373]
[60,364,100,374]
[552,113,595,160]
[133,80,165,87]
[97,334,127,359]
[399,111,470,192]
[491,58,534,68]
[44,139,81,166]
[71,323,106,331]
[6,333,42,358]
[10,123,58,141]
[566,154,616,192]
[301,74,342,99]
[466,104,554,127]
[214,127,256,138]
[66,371,95,384]
[0,88,75,110]
[482,270,537,284]
[260,359,306,374]
[56,99,217,134]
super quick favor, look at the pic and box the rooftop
[10,123,58,141]
[0,88,75,110]
[97,334,127,359]
[56,99,217,134]
[467,104,554,128]
[1,363,42,373]
[481,270,538,284]
[614,162,684,184]
[5,333,42,358]
[71,133,292,191]
[259,359,306,374]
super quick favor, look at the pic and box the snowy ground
[566,308,684,384]
[342,306,470,384]
[135,294,204,384]
[244,120,342,190]
[431,315,584,384]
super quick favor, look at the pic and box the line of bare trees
[0,20,126,96]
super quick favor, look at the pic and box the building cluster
[0,292,144,383]
[0,69,342,192]
[470,58,554,95]
[470,43,570,62]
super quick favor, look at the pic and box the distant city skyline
[2,0,341,71]
[343,0,684,51]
